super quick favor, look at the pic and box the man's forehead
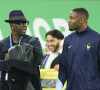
[70,11,73,13]
[69,11,80,17]
[46,36,58,40]
[70,11,76,15]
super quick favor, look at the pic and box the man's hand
[4,53,8,60]
[54,64,59,71]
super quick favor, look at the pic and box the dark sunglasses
[12,21,29,26]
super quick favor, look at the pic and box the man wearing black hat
[0,10,43,90]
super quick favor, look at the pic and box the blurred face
[68,11,81,31]
[46,35,61,53]
[11,21,29,36]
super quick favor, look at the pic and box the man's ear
[80,18,84,24]
[80,17,87,24]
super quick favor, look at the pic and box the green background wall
[0,0,100,53]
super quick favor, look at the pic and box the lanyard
[5,35,23,81]
[57,52,60,56]
[42,54,50,68]
[9,35,23,48]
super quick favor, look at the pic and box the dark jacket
[8,42,37,74]
[59,27,100,90]
[0,35,43,90]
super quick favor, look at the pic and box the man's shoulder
[89,28,100,39]
[24,35,37,39]
[64,32,75,41]
[91,29,100,36]
[0,36,9,43]
[23,35,37,42]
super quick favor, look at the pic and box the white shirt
[44,48,62,69]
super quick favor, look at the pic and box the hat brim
[5,20,30,23]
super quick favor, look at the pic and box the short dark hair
[72,8,89,19]
[45,29,64,40]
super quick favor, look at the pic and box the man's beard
[69,27,76,31]
[53,44,59,53]
[18,33,26,37]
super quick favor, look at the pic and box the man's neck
[11,34,22,43]
[77,24,87,33]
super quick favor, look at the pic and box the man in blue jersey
[56,8,100,90]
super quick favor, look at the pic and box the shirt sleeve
[0,60,7,71]
[0,41,7,71]
[58,37,68,85]
[99,40,100,64]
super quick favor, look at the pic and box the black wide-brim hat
[5,10,30,22]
